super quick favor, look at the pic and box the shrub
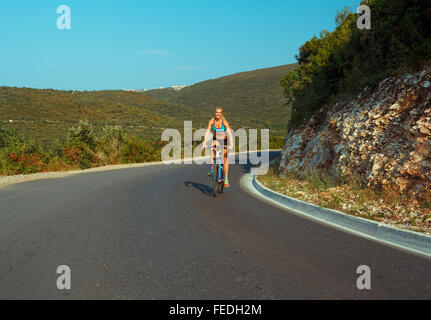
[281,0,431,128]
[0,127,49,175]
[98,126,124,164]
[120,136,157,164]
[67,120,97,149]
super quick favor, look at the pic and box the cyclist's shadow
[184,181,213,197]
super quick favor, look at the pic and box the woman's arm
[224,119,234,150]
[202,118,214,148]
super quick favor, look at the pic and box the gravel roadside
[0,161,165,187]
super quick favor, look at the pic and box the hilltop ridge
[146,64,298,135]
[0,64,296,143]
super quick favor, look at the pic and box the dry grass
[258,159,431,235]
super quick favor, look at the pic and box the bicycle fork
[213,162,223,182]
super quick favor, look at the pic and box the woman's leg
[223,149,229,180]
[210,140,216,175]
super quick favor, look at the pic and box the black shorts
[213,136,228,146]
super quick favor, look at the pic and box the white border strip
[240,173,431,260]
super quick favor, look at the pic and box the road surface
[0,153,430,299]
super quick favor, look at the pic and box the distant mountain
[146,64,298,135]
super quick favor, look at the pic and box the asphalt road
[0,153,430,299]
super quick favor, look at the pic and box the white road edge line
[240,173,431,260]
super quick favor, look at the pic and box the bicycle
[206,145,227,197]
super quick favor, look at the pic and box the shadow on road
[184,152,280,197]
[184,181,213,197]
[238,151,281,174]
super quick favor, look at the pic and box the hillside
[0,64,296,145]
[146,64,297,135]
[280,68,431,200]
[277,0,431,214]
[281,0,431,128]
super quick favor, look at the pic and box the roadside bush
[0,127,27,149]
[98,126,124,164]
[269,135,285,149]
[120,136,157,164]
[0,121,164,176]
[67,120,97,149]
[0,127,50,175]
[62,139,101,169]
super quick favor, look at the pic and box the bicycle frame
[208,145,226,197]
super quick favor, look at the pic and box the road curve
[0,153,430,299]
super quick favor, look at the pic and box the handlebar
[204,146,228,150]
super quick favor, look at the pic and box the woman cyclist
[202,107,234,188]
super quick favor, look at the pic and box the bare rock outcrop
[280,68,431,200]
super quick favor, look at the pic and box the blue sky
[0,0,361,91]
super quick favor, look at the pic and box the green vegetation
[267,0,431,232]
[281,0,431,128]
[0,119,282,176]
[0,63,292,174]
[0,127,50,175]
[1,64,295,150]
[146,64,297,137]
[0,86,192,145]
[0,121,162,175]
[259,159,431,234]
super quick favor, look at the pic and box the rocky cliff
[280,68,431,201]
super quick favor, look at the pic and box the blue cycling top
[212,119,226,133]
[212,119,227,142]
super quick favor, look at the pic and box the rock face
[280,68,431,200]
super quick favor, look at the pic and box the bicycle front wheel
[218,167,224,194]
[213,164,218,197]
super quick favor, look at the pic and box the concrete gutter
[240,173,431,259]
